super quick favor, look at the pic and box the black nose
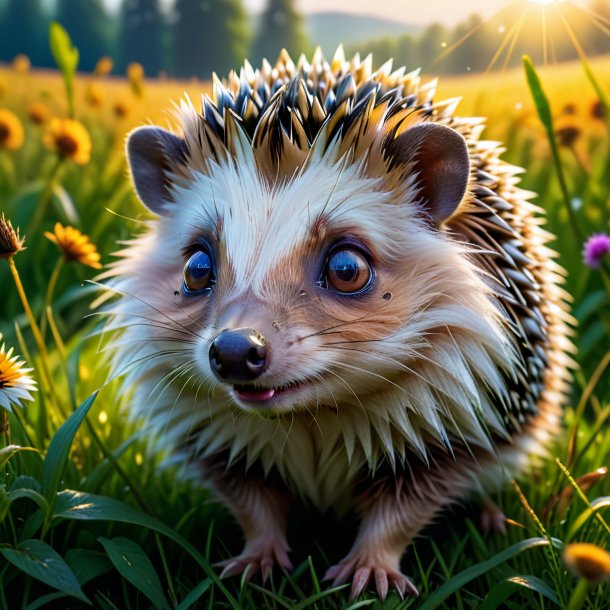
[209,328,268,381]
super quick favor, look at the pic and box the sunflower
[27,102,51,126]
[85,82,105,108]
[0,108,24,151]
[12,54,30,74]
[43,118,92,165]
[94,56,113,77]
[0,334,37,412]
[45,223,102,269]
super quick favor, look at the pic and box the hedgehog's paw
[324,552,419,600]
[216,538,292,583]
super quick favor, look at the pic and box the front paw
[216,539,292,583]
[324,553,419,600]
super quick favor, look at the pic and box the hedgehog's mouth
[233,380,304,404]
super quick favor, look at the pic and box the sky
[102,0,590,26]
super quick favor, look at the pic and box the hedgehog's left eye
[183,249,215,295]
[323,248,374,294]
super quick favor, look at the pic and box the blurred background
[0,0,608,80]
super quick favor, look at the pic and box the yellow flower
[27,102,51,126]
[45,223,102,269]
[85,82,105,108]
[43,118,92,165]
[0,214,25,259]
[591,100,606,121]
[127,62,144,83]
[0,108,24,151]
[555,114,583,148]
[113,99,130,119]
[0,333,37,412]
[12,54,30,74]
[564,543,610,585]
[94,56,113,76]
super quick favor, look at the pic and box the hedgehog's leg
[325,446,485,600]
[202,455,292,582]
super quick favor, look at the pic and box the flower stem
[7,256,65,417]
[40,257,65,341]
[567,578,590,610]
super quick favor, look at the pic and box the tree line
[0,0,608,80]
[0,0,307,79]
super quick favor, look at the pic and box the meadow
[1,36,610,609]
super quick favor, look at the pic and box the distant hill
[305,12,422,57]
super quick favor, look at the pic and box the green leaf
[523,56,553,135]
[7,488,49,512]
[65,548,113,585]
[419,537,561,610]
[49,22,79,117]
[51,184,79,225]
[478,575,560,609]
[54,490,239,609]
[42,392,98,503]
[176,578,212,610]
[0,539,90,604]
[0,445,37,471]
[98,537,170,610]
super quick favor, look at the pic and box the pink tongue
[235,387,276,402]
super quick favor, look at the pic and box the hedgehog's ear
[126,126,188,215]
[384,122,470,226]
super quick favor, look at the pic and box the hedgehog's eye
[324,249,373,294]
[183,249,214,295]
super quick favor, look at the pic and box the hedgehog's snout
[209,328,268,382]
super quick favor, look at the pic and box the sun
[529,0,562,4]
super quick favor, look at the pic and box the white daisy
[0,333,37,411]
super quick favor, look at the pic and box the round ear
[384,122,470,226]
[125,126,188,215]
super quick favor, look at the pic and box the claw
[350,567,372,600]
[375,568,389,600]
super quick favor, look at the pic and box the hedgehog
[102,47,575,599]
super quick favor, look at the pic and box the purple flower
[583,233,610,269]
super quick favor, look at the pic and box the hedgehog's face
[124,123,477,417]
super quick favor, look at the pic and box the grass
[1,42,610,608]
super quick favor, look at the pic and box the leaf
[523,56,553,135]
[176,578,212,610]
[49,22,79,117]
[418,537,561,610]
[478,575,560,609]
[53,490,239,609]
[65,548,113,585]
[42,392,98,503]
[7,488,48,512]
[0,445,37,471]
[0,539,89,604]
[98,537,170,610]
[51,184,79,225]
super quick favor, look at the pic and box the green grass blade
[419,537,560,610]
[176,578,212,610]
[98,536,171,610]
[48,22,79,118]
[42,391,98,503]
[567,496,610,541]
[478,575,560,609]
[53,489,239,609]
[0,539,90,604]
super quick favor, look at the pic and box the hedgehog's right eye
[183,249,214,295]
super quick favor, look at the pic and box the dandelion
[43,118,92,165]
[12,54,30,74]
[564,543,610,610]
[45,223,102,269]
[583,233,610,269]
[113,99,130,119]
[27,102,51,126]
[0,108,24,151]
[0,213,25,259]
[94,56,113,76]
[85,82,104,108]
[0,334,37,412]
